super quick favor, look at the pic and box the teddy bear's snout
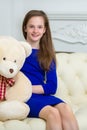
[9,68,14,73]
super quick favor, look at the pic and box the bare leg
[54,103,79,130]
[39,105,62,130]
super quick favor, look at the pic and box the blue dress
[21,49,64,117]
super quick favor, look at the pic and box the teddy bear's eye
[14,60,16,63]
[3,57,6,60]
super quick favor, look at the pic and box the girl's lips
[32,34,39,37]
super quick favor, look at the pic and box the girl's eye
[14,60,16,63]
[38,26,43,29]
[29,25,43,29]
[29,25,34,28]
[3,57,6,60]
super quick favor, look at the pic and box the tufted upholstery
[0,52,87,130]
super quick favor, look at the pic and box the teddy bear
[0,36,32,121]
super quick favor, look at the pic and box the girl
[21,10,79,130]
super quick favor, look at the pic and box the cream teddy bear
[0,36,32,121]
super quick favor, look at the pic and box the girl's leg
[54,103,79,130]
[39,105,62,130]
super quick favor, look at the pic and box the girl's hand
[32,85,44,94]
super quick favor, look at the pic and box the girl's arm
[42,66,57,95]
[32,62,58,95]
[32,85,44,94]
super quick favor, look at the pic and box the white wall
[0,0,87,52]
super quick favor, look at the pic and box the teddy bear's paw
[0,100,30,121]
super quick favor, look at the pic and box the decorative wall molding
[47,12,87,45]
[48,12,87,20]
[53,23,87,44]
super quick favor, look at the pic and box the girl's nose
[33,28,38,32]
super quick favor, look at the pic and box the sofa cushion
[0,52,87,130]
[55,53,87,112]
[0,120,31,130]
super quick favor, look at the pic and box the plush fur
[0,36,32,121]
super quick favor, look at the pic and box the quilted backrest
[55,53,87,112]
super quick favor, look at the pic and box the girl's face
[25,16,46,43]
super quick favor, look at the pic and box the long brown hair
[22,10,56,71]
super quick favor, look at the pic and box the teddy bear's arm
[5,71,32,102]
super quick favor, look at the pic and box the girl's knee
[57,103,73,116]
[46,106,61,121]
[39,105,61,121]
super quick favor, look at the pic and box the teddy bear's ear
[19,41,32,57]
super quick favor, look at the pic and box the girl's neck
[27,39,40,49]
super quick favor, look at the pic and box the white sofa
[0,52,87,130]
